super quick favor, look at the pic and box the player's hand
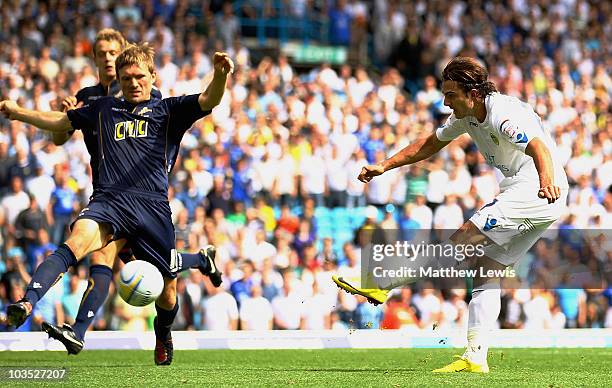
[358,164,385,183]
[213,52,234,76]
[538,184,561,204]
[0,100,19,119]
[62,96,78,112]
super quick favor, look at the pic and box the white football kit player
[436,93,569,265]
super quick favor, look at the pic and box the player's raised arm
[358,132,450,183]
[525,138,561,203]
[198,52,234,112]
[0,100,73,133]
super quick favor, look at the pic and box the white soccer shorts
[470,178,568,266]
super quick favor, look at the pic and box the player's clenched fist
[538,184,561,204]
[0,100,19,119]
[62,96,78,112]
[213,52,234,75]
[358,164,385,183]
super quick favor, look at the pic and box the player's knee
[64,238,88,261]
[450,222,492,248]
[91,250,115,267]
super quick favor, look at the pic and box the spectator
[301,281,333,329]
[215,2,240,49]
[25,162,56,210]
[412,285,442,329]
[230,260,255,306]
[381,290,419,330]
[239,284,273,330]
[272,271,303,330]
[523,289,554,329]
[61,272,87,324]
[1,175,30,227]
[354,295,383,329]
[202,285,239,331]
[47,168,78,246]
[14,194,47,260]
[329,0,352,46]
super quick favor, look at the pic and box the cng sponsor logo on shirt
[114,119,148,140]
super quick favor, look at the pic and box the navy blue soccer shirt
[72,81,163,189]
[67,93,210,199]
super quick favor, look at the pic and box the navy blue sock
[72,265,113,341]
[154,297,178,341]
[25,244,77,306]
[177,251,209,272]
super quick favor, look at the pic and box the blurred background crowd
[0,0,610,333]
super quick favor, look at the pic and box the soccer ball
[118,260,164,307]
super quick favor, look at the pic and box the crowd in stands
[0,0,610,332]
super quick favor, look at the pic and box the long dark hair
[442,57,497,97]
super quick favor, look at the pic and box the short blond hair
[93,28,126,56]
[115,42,156,74]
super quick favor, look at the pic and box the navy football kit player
[41,30,219,356]
[1,44,234,365]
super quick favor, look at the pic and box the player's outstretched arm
[526,138,561,203]
[358,132,450,183]
[198,52,234,111]
[0,100,72,133]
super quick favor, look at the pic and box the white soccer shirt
[435,93,568,189]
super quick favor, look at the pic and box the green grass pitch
[1,348,611,387]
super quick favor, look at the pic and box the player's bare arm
[50,95,83,145]
[358,132,450,183]
[525,137,561,203]
[198,52,234,111]
[0,100,73,133]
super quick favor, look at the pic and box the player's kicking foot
[199,245,222,287]
[331,275,389,306]
[432,356,489,373]
[42,322,84,355]
[6,298,32,327]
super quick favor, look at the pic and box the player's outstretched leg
[197,245,222,287]
[41,322,84,355]
[331,275,389,306]
[154,277,178,366]
[175,245,222,287]
[331,243,444,306]
[6,219,111,328]
[7,243,76,327]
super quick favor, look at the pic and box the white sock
[463,281,501,365]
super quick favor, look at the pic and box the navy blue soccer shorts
[73,191,177,279]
